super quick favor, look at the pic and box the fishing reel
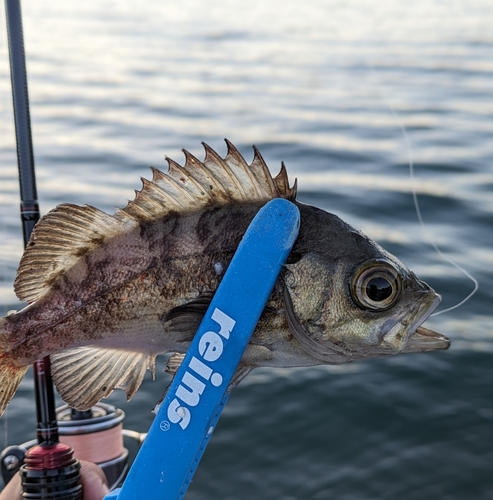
[0,403,145,491]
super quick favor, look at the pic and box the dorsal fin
[14,140,296,303]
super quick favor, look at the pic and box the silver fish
[0,140,449,416]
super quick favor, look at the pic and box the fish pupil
[366,277,392,301]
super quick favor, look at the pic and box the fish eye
[350,260,402,311]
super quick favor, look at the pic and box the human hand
[0,460,109,500]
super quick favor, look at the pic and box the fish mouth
[404,325,450,352]
[383,293,450,353]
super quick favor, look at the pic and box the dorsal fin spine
[274,162,297,200]
[123,191,161,220]
[251,145,279,197]
[223,140,265,198]
[290,176,298,200]
[183,149,229,198]
[152,166,198,205]
[164,159,213,201]
[205,141,248,198]
[141,178,187,209]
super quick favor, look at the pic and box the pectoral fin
[162,293,213,340]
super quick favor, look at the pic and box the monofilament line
[388,106,478,316]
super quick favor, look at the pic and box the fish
[0,140,449,416]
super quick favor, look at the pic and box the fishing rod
[4,0,82,497]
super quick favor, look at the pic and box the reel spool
[56,403,128,489]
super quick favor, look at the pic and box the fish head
[282,203,450,364]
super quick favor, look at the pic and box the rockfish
[0,140,449,416]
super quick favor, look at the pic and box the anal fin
[51,347,155,410]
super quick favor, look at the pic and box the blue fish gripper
[105,198,300,500]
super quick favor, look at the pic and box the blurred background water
[0,0,492,498]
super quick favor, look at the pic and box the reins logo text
[167,308,236,430]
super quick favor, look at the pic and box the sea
[0,0,492,498]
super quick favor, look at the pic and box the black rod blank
[4,0,59,445]
[4,0,40,245]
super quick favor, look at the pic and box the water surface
[1,1,492,498]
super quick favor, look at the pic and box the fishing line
[388,106,478,316]
[366,63,478,316]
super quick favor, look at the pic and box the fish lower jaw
[406,326,450,352]
[381,320,450,353]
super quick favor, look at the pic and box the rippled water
[1,0,492,498]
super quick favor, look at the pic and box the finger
[80,460,109,500]
[0,472,22,500]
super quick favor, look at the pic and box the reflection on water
[1,0,492,498]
